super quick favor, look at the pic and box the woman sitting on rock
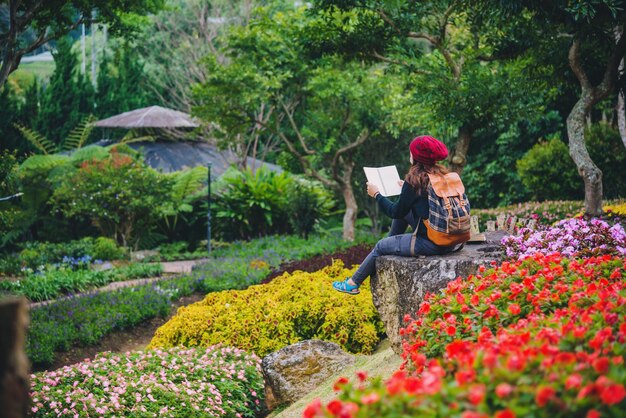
[333,135,465,295]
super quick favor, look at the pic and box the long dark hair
[405,163,449,195]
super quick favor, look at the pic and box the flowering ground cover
[28,280,193,367]
[305,242,626,416]
[502,218,626,259]
[30,345,264,417]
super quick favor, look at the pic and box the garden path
[30,258,209,309]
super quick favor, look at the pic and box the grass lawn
[9,61,55,90]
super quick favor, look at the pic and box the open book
[363,165,403,197]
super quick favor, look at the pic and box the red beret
[409,135,448,165]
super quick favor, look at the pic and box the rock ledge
[372,231,506,354]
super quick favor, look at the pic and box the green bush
[213,167,334,241]
[287,178,334,239]
[52,149,172,248]
[516,136,582,201]
[213,167,294,240]
[18,238,95,269]
[92,236,126,260]
[0,150,30,249]
[150,260,385,356]
[586,122,626,199]
[516,124,626,202]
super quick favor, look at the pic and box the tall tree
[0,82,26,154]
[311,0,545,173]
[36,36,93,145]
[470,1,626,216]
[194,8,397,241]
[0,0,164,88]
[95,42,154,118]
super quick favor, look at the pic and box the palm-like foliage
[13,124,56,155]
[60,115,96,152]
[14,114,96,155]
[160,166,208,237]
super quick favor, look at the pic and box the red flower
[593,357,610,374]
[327,400,343,415]
[446,325,457,336]
[586,410,601,418]
[495,383,514,398]
[455,369,475,386]
[535,386,556,407]
[508,303,521,315]
[599,383,626,405]
[494,410,516,418]
[468,384,486,405]
[421,371,442,395]
[304,398,322,418]
[360,392,380,405]
[470,294,480,305]
[333,377,349,391]
[419,302,431,314]
[386,371,406,395]
[565,374,583,390]
[356,371,368,382]
[461,412,488,418]
[404,376,422,394]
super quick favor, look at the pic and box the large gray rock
[262,340,355,410]
[372,232,506,355]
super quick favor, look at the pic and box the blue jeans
[351,214,453,286]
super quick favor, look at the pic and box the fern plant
[159,166,208,238]
[13,124,57,155]
[14,114,96,155]
[60,115,96,152]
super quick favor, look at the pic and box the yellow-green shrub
[149,260,385,356]
[605,203,626,216]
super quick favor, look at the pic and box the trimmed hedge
[149,260,385,356]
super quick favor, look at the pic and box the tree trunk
[340,163,357,242]
[0,297,30,418]
[448,125,473,173]
[617,93,626,148]
[567,98,603,216]
[614,26,626,148]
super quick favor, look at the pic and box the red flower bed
[305,253,626,417]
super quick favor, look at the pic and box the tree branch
[599,24,626,96]
[569,37,591,91]
[331,128,369,184]
[279,97,315,155]
[377,8,403,36]
[407,31,439,45]
[275,119,335,189]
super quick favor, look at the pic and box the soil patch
[261,243,371,284]
[39,292,206,372]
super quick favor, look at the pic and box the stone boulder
[372,231,506,355]
[262,340,355,410]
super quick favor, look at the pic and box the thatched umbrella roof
[93,106,199,129]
